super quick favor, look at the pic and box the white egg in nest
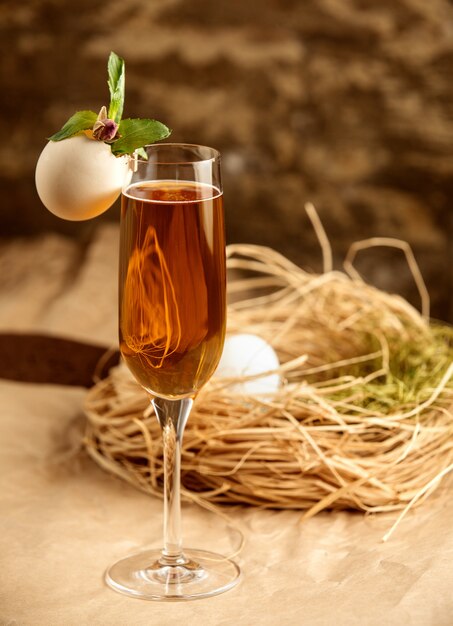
[35,133,131,221]
[214,333,281,396]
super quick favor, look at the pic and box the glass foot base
[105,548,241,601]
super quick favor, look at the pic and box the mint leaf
[48,110,98,141]
[107,52,125,123]
[111,118,171,155]
[135,147,148,159]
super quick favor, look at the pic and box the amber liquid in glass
[119,181,226,398]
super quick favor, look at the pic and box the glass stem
[152,396,193,565]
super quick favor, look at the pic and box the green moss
[312,323,453,415]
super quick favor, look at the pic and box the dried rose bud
[93,117,119,142]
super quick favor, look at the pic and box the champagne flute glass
[105,143,241,600]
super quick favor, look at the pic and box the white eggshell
[35,134,130,221]
[214,333,281,396]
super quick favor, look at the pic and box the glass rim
[131,143,221,166]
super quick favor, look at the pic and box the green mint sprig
[107,52,125,123]
[111,119,171,156]
[48,110,98,142]
[47,52,170,156]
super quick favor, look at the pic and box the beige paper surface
[1,379,453,625]
[1,226,453,625]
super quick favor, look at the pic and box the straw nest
[84,206,453,538]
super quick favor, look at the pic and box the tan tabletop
[1,226,453,625]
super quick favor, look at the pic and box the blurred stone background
[1,0,453,321]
